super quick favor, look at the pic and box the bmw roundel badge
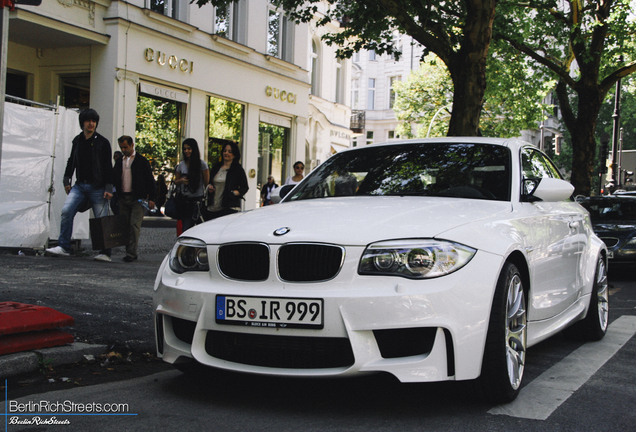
[274,227,290,236]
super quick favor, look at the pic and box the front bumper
[152,249,502,383]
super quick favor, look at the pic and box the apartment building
[350,35,425,147]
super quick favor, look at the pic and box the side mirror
[270,184,295,204]
[524,177,574,202]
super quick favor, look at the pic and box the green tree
[193,0,498,137]
[495,0,636,195]
[208,96,244,166]
[392,57,453,138]
[393,51,549,139]
[596,75,636,151]
[135,96,180,176]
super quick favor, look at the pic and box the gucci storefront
[6,1,311,210]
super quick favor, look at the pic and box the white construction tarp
[0,102,89,248]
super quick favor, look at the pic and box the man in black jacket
[45,108,114,261]
[113,135,156,262]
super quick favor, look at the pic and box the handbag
[89,206,129,250]
[164,184,184,219]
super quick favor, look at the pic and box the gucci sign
[265,86,297,104]
[145,48,194,74]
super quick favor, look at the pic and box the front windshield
[287,143,511,202]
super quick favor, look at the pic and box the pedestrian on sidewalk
[113,135,156,262]
[174,138,209,232]
[46,108,114,262]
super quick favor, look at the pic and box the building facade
[305,3,351,172]
[6,0,317,209]
[350,35,424,147]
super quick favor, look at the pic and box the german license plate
[215,295,324,329]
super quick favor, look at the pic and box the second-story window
[268,1,294,62]
[389,76,401,108]
[335,58,345,104]
[367,78,376,110]
[150,0,180,20]
[215,2,243,43]
[351,78,359,109]
[310,39,320,96]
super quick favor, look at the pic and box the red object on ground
[0,302,75,355]
[0,329,74,355]
[0,302,74,335]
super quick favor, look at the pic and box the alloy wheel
[506,273,527,390]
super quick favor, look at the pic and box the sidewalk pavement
[1,218,179,379]
[0,343,109,379]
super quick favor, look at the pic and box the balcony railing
[350,110,365,134]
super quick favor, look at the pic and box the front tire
[477,262,527,404]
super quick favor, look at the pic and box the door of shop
[258,112,291,201]
[135,94,184,177]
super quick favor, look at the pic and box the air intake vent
[218,243,269,281]
[600,237,619,248]
[278,244,344,282]
[206,330,355,369]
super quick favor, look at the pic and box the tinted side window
[521,148,562,180]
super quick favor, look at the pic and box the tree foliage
[393,49,550,139]
[494,0,636,195]
[135,96,179,176]
[208,96,244,166]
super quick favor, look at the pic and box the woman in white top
[174,138,209,231]
[285,161,305,185]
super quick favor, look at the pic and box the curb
[0,343,108,379]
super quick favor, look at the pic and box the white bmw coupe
[153,137,608,403]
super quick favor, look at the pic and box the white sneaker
[93,254,112,262]
[45,246,70,256]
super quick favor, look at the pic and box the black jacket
[113,153,157,201]
[63,132,114,193]
[209,162,249,208]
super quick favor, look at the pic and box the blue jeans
[59,182,111,255]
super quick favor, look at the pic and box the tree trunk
[446,0,497,137]
[448,61,487,136]
[556,84,603,196]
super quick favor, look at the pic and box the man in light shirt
[113,136,156,262]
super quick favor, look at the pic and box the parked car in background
[154,138,608,404]
[577,195,636,264]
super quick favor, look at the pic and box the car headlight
[169,238,209,274]
[359,240,476,279]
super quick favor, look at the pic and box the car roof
[346,137,529,153]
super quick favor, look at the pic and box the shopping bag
[89,214,129,250]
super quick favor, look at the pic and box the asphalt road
[1,229,635,432]
[0,227,175,353]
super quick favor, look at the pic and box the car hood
[184,197,512,246]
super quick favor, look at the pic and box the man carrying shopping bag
[46,108,115,262]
